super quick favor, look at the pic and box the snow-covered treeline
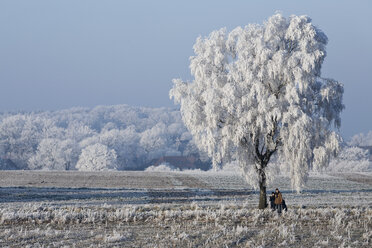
[0,105,201,171]
[0,104,369,172]
[326,146,371,172]
[349,131,372,147]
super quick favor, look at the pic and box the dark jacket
[269,195,275,208]
[282,199,288,211]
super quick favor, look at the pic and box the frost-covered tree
[0,104,202,170]
[170,14,344,208]
[140,122,178,160]
[327,146,371,172]
[0,115,53,169]
[29,138,79,170]
[349,131,372,147]
[79,126,145,170]
[76,143,118,171]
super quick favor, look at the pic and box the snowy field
[0,170,371,247]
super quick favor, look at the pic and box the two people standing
[269,188,287,213]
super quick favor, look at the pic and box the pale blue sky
[0,0,371,139]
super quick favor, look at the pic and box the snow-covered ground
[0,170,371,247]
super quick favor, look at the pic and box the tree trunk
[258,169,267,209]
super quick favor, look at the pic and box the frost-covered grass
[1,171,371,208]
[0,203,370,247]
[0,171,371,247]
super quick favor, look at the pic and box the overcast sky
[0,0,371,139]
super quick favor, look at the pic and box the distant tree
[65,122,96,142]
[140,122,180,161]
[0,104,197,171]
[80,126,145,170]
[170,14,344,209]
[29,138,79,170]
[349,131,372,147]
[76,143,118,171]
[327,146,371,172]
[0,115,50,169]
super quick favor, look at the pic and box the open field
[0,170,371,247]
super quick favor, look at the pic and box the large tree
[170,14,344,209]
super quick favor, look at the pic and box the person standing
[274,188,283,214]
[269,192,275,210]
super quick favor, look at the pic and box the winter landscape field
[0,170,371,247]
[1,1,372,247]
